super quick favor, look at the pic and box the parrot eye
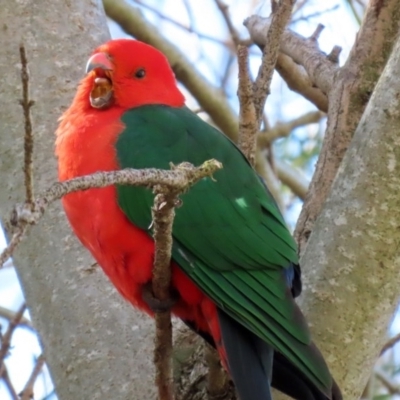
[134,68,146,79]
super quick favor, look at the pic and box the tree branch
[252,0,295,123]
[1,161,222,269]
[0,364,19,400]
[214,0,242,46]
[19,354,45,400]
[298,33,400,397]
[275,53,328,112]
[0,303,26,363]
[19,45,35,205]
[295,0,400,252]
[258,152,286,211]
[258,110,324,147]
[0,305,33,331]
[274,159,309,201]
[237,45,258,166]
[375,369,400,395]
[380,332,400,356]
[152,191,175,400]
[245,15,340,95]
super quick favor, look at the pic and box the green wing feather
[116,105,332,395]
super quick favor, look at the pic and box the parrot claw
[142,282,178,313]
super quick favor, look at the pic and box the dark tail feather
[217,308,273,400]
[182,318,342,400]
[272,351,342,400]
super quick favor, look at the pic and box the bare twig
[0,303,26,363]
[258,111,325,147]
[19,354,45,400]
[19,45,35,205]
[0,161,222,269]
[131,0,227,46]
[0,306,33,331]
[346,0,362,25]
[257,152,285,211]
[380,332,400,356]
[214,0,242,46]
[275,159,309,200]
[0,364,19,400]
[0,231,25,269]
[252,0,296,123]
[292,0,308,15]
[375,369,400,395]
[309,23,325,42]
[291,5,340,24]
[237,45,257,166]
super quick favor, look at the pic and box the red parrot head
[79,39,185,111]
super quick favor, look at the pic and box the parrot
[55,38,342,400]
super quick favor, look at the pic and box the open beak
[86,52,114,109]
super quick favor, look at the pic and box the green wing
[116,105,331,394]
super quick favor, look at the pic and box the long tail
[183,314,342,400]
[218,308,273,400]
[272,351,342,400]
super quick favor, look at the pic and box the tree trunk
[0,1,156,399]
[299,32,400,399]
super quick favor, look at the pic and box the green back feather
[116,105,332,395]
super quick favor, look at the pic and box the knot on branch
[171,159,222,188]
[8,202,42,232]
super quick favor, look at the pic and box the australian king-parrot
[55,39,342,400]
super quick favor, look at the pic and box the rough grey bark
[298,33,400,399]
[0,1,156,399]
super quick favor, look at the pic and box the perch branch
[151,187,180,400]
[0,160,222,269]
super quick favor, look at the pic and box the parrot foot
[142,282,178,313]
